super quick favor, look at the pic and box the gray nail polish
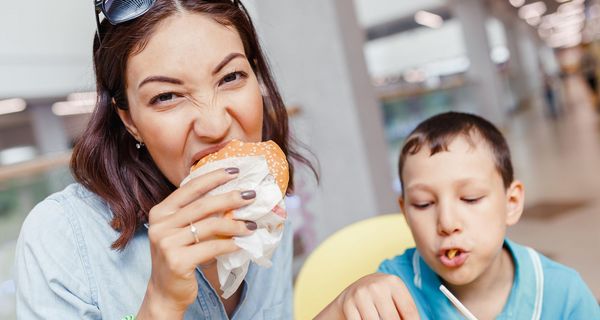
[245,221,257,231]
[241,190,256,200]
[225,167,239,174]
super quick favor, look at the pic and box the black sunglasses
[94,0,244,45]
[94,0,157,44]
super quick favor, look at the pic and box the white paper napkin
[181,155,286,298]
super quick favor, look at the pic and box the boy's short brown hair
[398,112,514,191]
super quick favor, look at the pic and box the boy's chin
[437,267,480,287]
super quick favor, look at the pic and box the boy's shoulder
[503,240,600,318]
[377,247,436,317]
[507,239,586,286]
[377,247,429,299]
[378,247,418,277]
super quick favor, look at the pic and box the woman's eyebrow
[212,52,245,75]
[138,76,183,89]
[137,52,245,89]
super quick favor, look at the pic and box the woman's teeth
[446,249,458,259]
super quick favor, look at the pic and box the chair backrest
[293,214,415,320]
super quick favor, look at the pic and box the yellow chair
[294,214,415,320]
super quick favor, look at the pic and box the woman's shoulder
[30,182,109,217]
[15,183,129,318]
[44,182,108,210]
[19,183,113,245]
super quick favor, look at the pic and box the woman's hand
[316,273,420,320]
[137,167,256,319]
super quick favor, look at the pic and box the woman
[15,0,315,319]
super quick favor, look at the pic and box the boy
[318,112,599,319]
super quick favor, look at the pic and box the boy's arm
[315,273,420,320]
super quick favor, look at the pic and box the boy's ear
[505,180,525,226]
[116,108,142,142]
[398,195,406,215]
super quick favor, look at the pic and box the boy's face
[400,135,524,286]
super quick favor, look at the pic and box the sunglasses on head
[94,0,156,43]
[94,0,242,45]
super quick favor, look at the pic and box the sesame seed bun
[191,140,289,195]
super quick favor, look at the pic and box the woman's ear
[116,107,142,142]
[505,180,525,226]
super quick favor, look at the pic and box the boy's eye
[462,196,484,204]
[412,202,432,210]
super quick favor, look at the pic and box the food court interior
[1,0,600,317]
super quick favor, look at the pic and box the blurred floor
[506,73,600,300]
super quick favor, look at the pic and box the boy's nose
[437,204,462,236]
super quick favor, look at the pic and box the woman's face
[118,12,264,186]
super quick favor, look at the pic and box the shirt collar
[412,239,544,319]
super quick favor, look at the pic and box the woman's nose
[190,101,233,142]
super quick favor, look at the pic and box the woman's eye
[149,92,178,105]
[219,71,247,86]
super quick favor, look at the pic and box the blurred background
[1,0,600,317]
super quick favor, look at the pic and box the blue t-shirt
[378,239,600,319]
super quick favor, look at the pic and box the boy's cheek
[405,218,434,244]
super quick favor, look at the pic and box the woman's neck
[202,264,243,317]
[445,247,515,319]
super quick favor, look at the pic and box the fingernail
[225,167,239,174]
[241,190,256,200]
[245,221,257,231]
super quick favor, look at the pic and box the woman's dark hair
[398,112,513,192]
[71,0,317,250]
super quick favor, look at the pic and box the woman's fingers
[149,167,239,225]
[159,238,240,276]
[165,217,255,247]
[164,190,256,229]
[186,238,240,266]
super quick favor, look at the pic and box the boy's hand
[315,272,420,320]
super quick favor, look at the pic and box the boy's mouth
[446,248,459,259]
[439,248,468,268]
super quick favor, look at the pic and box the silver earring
[135,142,145,149]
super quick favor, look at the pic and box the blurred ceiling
[358,0,591,44]
[498,0,592,49]
[352,0,446,27]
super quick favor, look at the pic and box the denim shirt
[15,183,292,319]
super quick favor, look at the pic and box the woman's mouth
[439,248,469,268]
[190,140,233,168]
